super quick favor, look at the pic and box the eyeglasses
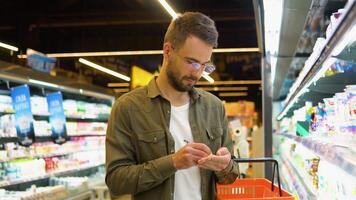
[190,61,216,75]
[175,53,216,75]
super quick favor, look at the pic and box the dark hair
[164,12,218,49]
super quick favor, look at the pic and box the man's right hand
[172,143,212,170]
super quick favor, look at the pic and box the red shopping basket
[217,158,294,200]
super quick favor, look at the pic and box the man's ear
[163,42,172,60]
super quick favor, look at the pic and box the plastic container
[216,158,294,200]
[217,178,294,200]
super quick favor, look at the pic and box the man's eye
[186,60,195,64]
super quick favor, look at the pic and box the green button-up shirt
[106,78,238,200]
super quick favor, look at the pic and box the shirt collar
[146,76,201,101]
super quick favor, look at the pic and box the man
[106,12,239,200]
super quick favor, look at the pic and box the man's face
[166,36,213,92]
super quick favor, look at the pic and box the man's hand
[172,143,212,170]
[197,147,231,171]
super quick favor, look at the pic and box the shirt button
[167,110,170,114]
[170,149,175,153]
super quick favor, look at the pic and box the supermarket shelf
[0,163,104,188]
[275,155,316,200]
[0,111,14,116]
[0,137,17,144]
[279,0,356,118]
[297,72,356,105]
[0,148,104,163]
[278,153,317,196]
[276,132,356,178]
[66,116,109,122]
[68,134,106,137]
[0,135,105,144]
[335,40,356,63]
[33,113,109,122]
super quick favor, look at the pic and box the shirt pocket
[206,127,223,154]
[137,130,167,162]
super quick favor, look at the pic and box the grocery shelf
[66,115,109,122]
[276,132,356,178]
[68,134,106,137]
[276,155,317,200]
[308,72,356,95]
[33,113,109,122]
[0,163,104,188]
[0,148,104,163]
[279,0,356,119]
[0,134,106,144]
[0,111,14,116]
[278,152,317,196]
[335,40,356,63]
[0,137,17,144]
[275,155,311,200]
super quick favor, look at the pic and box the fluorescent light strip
[17,48,259,59]
[157,0,179,19]
[196,80,261,85]
[198,86,248,91]
[79,58,131,82]
[202,74,214,83]
[114,88,130,93]
[28,79,59,88]
[107,83,130,87]
[219,92,248,97]
[0,42,18,52]
[213,48,259,53]
[263,0,283,55]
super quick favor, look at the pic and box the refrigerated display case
[0,63,114,199]
[274,0,356,199]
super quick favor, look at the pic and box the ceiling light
[79,58,130,82]
[218,92,248,97]
[28,79,59,88]
[198,86,248,91]
[213,48,259,53]
[17,48,259,59]
[196,80,261,85]
[107,83,130,87]
[202,74,214,83]
[0,41,18,52]
[113,88,130,93]
[263,0,283,56]
[157,0,179,19]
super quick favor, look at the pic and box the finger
[197,154,215,165]
[189,143,212,155]
[216,147,230,156]
[185,146,210,158]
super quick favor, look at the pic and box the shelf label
[27,48,56,73]
[10,84,35,146]
[47,92,67,144]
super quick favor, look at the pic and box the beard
[166,59,198,92]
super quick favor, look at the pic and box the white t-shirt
[169,103,201,200]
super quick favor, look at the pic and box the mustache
[182,76,198,82]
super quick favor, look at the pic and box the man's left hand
[197,147,231,171]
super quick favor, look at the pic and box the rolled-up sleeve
[214,102,239,184]
[105,97,176,196]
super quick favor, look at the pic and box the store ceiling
[0,0,261,105]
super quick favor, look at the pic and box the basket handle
[231,157,282,197]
